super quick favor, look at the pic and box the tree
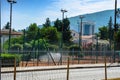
[116,29,120,42]
[62,18,72,43]
[43,18,51,28]
[114,9,120,32]
[108,17,114,49]
[4,22,10,29]
[10,37,23,44]
[68,45,83,57]
[115,29,120,50]
[54,18,62,31]
[26,23,39,42]
[40,27,59,42]
[116,9,120,21]
[10,43,23,50]
[99,26,108,40]
[3,37,23,50]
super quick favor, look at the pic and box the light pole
[79,15,84,51]
[7,0,16,51]
[77,20,80,50]
[61,9,67,47]
[78,15,84,64]
[0,0,1,79]
[0,0,1,52]
[114,0,117,32]
[113,0,117,63]
[60,9,67,65]
[96,34,98,63]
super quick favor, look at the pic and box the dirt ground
[19,56,119,67]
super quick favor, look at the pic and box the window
[84,24,90,35]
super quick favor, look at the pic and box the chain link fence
[1,50,120,80]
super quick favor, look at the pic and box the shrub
[68,45,83,58]
[10,43,23,50]
[47,44,59,51]
[1,53,22,67]
[24,43,32,50]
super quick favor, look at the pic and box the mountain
[39,9,119,33]
[69,9,115,33]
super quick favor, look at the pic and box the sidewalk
[1,63,120,73]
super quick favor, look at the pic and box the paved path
[1,63,120,72]
[1,63,120,80]
[1,67,120,80]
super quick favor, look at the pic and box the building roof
[1,29,22,35]
[82,35,93,39]
[71,30,95,43]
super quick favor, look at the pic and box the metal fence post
[66,57,70,80]
[14,57,16,80]
[0,0,1,79]
[104,46,107,80]
[72,49,74,64]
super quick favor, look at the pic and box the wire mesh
[1,50,120,80]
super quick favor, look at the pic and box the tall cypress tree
[26,23,38,42]
[43,18,51,28]
[54,18,62,32]
[62,18,72,43]
[4,22,10,29]
[108,17,114,40]
[108,16,114,49]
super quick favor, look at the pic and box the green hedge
[1,53,22,63]
[1,53,22,67]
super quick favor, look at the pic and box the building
[1,29,22,49]
[71,21,95,46]
[71,30,79,43]
[82,21,95,36]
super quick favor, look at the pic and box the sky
[1,0,120,30]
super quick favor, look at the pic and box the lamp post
[0,0,1,79]
[0,0,1,52]
[79,15,84,51]
[77,20,80,64]
[78,15,84,64]
[77,20,80,51]
[60,9,67,65]
[96,34,98,63]
[113,0,117,63]
[61,9,67,47]
[7,0,16,51]
[114,0,117,32]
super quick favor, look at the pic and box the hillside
[69,9,115,33]
[39,9,119,33]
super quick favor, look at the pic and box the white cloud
[2,0,120,30]
[44,0,120,18]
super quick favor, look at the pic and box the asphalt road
[1,67,120,80]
